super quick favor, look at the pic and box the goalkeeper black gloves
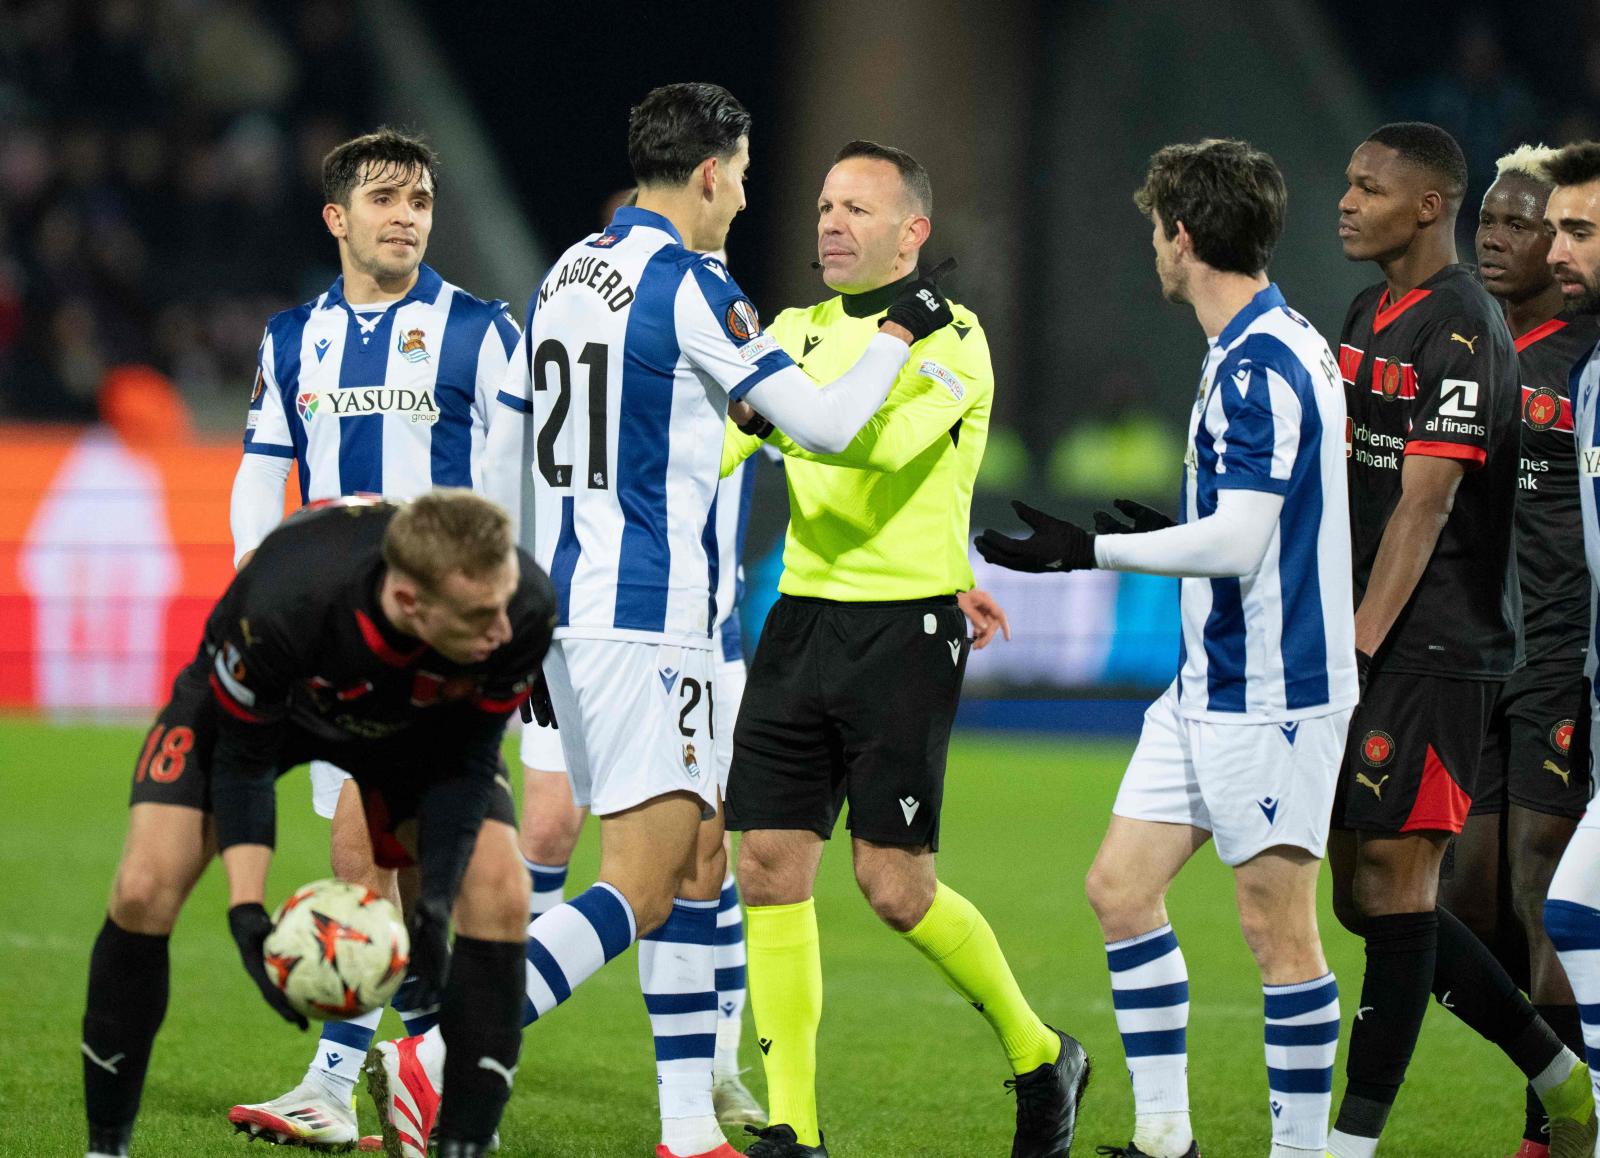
[519,670,558,729]
[228,902,308,1030]
[881,258,956,343]
[975,501,1097,573]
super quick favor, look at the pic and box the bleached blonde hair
[1495,144,1560,183]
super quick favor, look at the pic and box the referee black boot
[743,1123,829,1156]
[1008,1027,1092,1157]
[1094,1144,1200,1158]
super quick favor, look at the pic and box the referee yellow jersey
[722,279,991,601]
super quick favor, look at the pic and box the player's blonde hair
[1494,144,1560,183]
[383,489,513,594]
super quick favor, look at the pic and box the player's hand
[228,902,309,1030]
[405,895,452,1010]
[1356,648,1373,699]
[975,501,1097,573]
[1093,498,1176,535]
[522,671,557,729]
[880,258,956,343]
[957,588,1011,649]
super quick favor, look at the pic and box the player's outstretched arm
[976,489,1283,578]
[740,262,957,454]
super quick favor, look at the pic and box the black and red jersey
[197,498,554,761]
[1339,263,1522,678]
[1511,312,1600,663]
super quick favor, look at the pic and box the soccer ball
[262,879,410,1020]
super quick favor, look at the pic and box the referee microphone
[810,261,823,269]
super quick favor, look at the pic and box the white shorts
[519,716,566,772]
[1113,682,1352,866]
[310,760,352,820]
[543,637,719,819]
[713,655,746,787]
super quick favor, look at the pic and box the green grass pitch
[0,718,1536,1156]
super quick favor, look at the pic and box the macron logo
[658,668,679,694]
[1257,798,1278,825]
[900,796,920,825]
[947,639,962,666]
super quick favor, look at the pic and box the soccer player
[80,492,554,1158]
[370,84,956,1158]
[1328,121,1593,1158]
[1439,144,1599,1158]
[224,128,522,1147]
[1543,136,1600,1154]
[979,138,1353,1158]
[720,139,1087,1158]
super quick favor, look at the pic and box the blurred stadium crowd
[0,0,374,423]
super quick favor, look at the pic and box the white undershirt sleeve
[1092,488,1284,578]
[741,332,910,454]
[229,453,292,567]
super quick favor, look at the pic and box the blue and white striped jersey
[1568,341,1600,728]
[498,206,794,648]
[243,264,520,500]
[1175,283,1357,721]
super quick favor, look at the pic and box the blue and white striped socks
[1545,895,1600,1116]
[713,873,748,1077]
[522,883,636,1024]
[523,856,569,923]
[309,974,440,1099]
[640,897,722,1155]
[1107,924,1192,1157]
[1263,973,1339,1156]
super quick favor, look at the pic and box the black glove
[880,258,956,343]
[975,501,1097,573]
[228,902,308,1030]
[735,408,775,440]
[519,671,558,729]
[1356,648,1373,700]
[1093,498,1177,535]
[405,895,452,1011]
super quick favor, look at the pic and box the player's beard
[1567,272,1600,314]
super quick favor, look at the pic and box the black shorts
[725,595,968,849]
[129,666,516,866]
[1471,659,1591,819]
[1333,669,1497,834]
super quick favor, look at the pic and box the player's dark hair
[834,139,933,216]
[628,83,751,187]
[384,489,513,594]
[1134,139,1286,275]
[1365,122,1469,204]
[1546,141,1600,189]
[323,127,439,207]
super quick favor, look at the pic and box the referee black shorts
[725,594,969,850]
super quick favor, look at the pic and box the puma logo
[1356,772,1389,799]
[1545,759,1571,787]
[1450,332,1478,354]
[81,1044,126,1074]
[477,1056,518,1087]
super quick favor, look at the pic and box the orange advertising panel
[0,425,293,710]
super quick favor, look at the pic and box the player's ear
[1417,189,1444,226]
[699,156,719,201]
[323,202,347,239]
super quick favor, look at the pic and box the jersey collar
[609,206,683,245]
[1515,316,1569,353]
[323,263,445,311]
[1215,282,1285,349]
[840,270,918,319]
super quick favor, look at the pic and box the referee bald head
[815,140,933,294]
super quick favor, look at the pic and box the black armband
[736,409,775,440]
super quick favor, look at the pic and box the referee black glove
[975,500,1097,573]
[228,902,309,1030]
[880,258,956,343]
[1093,498,1176,535]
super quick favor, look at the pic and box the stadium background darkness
[6,0,1600,704]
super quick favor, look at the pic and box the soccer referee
[722,140,1089,1158]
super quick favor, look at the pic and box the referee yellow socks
[902,883,1061,1074]
[746,898,824,1147]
